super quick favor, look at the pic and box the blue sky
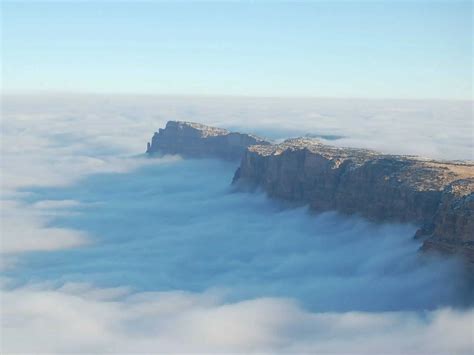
[2,1,472,99]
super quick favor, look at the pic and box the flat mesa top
[249,138,379,159]
[247,137,474,193]
[165,121,269,142]
[167,121,230,137]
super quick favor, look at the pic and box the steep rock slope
[147,121,270,160]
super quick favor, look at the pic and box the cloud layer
[8,159,471,312]
[3,283,474,354]
[3,158,472,353]
[1,94,473,353]
[4,94,472,162]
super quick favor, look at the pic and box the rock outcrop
[148,121,474,264]
[147,121,271,160]
[234,138,474,264]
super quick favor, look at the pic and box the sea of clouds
[1,94,473,353]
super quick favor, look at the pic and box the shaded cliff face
[421,179,474,260]
[147,121,271,160]
[233,138,474,263]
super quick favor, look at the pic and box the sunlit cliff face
[1,95,473,354]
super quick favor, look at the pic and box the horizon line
[2,90,473,103]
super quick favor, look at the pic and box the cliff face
[148,121,474,263]
[147,121,271,160]
[233,139,474,263]
[421,179,474,261]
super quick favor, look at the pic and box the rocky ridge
[147,120,271,160]
[148,121,474,264]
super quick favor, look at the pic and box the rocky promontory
[148,121,474,263]
[147,121,271,160]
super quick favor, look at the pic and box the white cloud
[2,94,472,165]
[0,200,88,255]
[1,95,181,255]
[1,283,473,354]
[1,94,472,353]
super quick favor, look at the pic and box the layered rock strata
[147,121,271,160]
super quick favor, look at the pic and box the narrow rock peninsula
[147,120,271,160]
[148,121,474,264]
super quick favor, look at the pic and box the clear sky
[2,0,472,99]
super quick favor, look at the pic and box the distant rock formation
[148,121,474,264]
[146,121,271,160]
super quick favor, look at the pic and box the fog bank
[1,94,473,353]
